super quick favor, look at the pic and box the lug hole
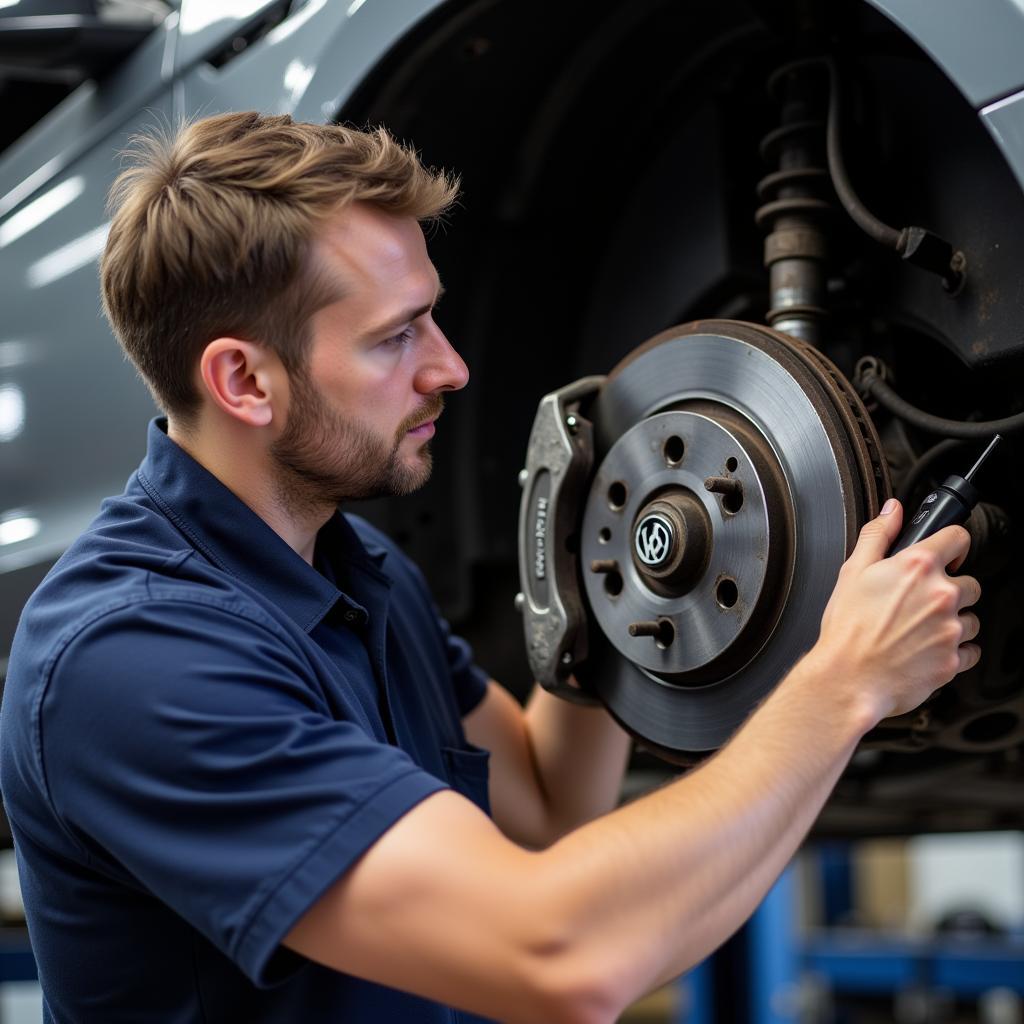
[655,619,675,649]
[716,578,738,609]
[598,527,612,544]
[663,435,685,466]
[604,570,623,597]
[723,490,743,514]
[726,456,738,472]
[608,481,628,510]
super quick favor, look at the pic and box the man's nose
[417,320,470,393]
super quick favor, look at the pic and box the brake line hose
[823,58,964,290]
[856,358,1024,437]
[825,59,901,250]
[896,438,968,503]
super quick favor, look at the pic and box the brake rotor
[518,318,889,760]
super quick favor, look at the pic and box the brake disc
[517,319,889,759]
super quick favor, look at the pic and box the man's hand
[810,498,982,727]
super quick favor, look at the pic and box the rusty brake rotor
[517,318,889,759]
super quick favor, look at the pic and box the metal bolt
[704,476,743,498]
[628,620,662,638]
[627,618,676,647]
[943,250,967,294]
[589,559,619,574]
[518,468,529,488]
[514,592,525,613]
[705,475,744,513]
[565,413,579,434]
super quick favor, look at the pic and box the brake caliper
[516,376,604,705]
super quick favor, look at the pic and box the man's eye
[384,327,415,346]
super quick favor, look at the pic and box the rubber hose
[896,438,968,504]
[863,372,1024,438]
[825,58,903,251]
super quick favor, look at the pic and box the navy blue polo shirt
[0,419,495,1023]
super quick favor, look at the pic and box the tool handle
[889,485,971,555]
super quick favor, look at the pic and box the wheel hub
[581,408,791,683]
[631,491,709,590]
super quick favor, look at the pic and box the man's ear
[198,338,284,428]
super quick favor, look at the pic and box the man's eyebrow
[364,281,445,338]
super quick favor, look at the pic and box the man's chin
[367,449,432,500]
[401,451,433,494]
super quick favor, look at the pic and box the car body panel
[981,87,1024,195]
[0,91,175,578]
[866,0,1024,192]
[865,0,1024,108]
[0,13,178,217]
[173,0,446,123]
[173,0,282,71]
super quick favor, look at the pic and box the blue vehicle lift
[676,846,1024,1023]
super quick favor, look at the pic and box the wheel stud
[628,618,676,647]
[628,620,661,637]
[704,475,742,497]
[705,475,744,514]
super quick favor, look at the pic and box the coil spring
[755,59,835,330]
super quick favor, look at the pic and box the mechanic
[0,111,981,1024]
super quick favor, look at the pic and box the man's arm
[285,506,981,1024]
[464,679,632,847]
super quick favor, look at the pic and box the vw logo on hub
[634,513,674,567]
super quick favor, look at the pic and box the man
[0,112,980,1023]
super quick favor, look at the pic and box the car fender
[174,0,448,125]
[866,0,1024,188]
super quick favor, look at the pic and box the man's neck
[167,419,330,565]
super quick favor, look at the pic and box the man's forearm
[533,650,867,1010]
[289,655,870,1024]
[523,685,633,838]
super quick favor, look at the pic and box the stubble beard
[269,368,442,515]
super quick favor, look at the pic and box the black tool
[889,435,1001,555]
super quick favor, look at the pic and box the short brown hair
[101,111,459,424]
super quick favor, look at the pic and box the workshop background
[2,0,1024,1021]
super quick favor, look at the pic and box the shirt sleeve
[38,596,449,987]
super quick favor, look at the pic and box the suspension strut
[755,59,833,345]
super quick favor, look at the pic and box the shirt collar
[136,418,387,633]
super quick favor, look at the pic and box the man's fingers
[846,499,903,571]
[953,574,982,611]
[959,611,980,644]
[957,642,982,674]
[914,523,971,568]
